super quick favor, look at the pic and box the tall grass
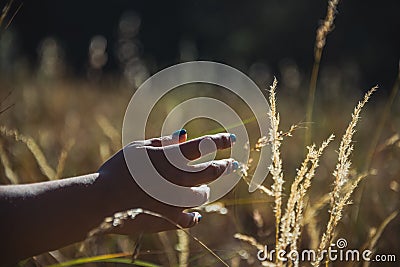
[236,80,382,267]
[314,88,376,266]
[267,78,284,260]
[305,0,340,147]
[1,0,399,266]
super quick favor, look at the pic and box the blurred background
[0,0,399,266]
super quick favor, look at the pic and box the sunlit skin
[0,130,237,265]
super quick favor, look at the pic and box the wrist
[94,170,135,217]
[93,171,115,216]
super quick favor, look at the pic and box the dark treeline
[3,0,400,91]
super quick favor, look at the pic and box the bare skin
[0,130,237,265]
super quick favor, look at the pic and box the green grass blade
[47,253,160,267]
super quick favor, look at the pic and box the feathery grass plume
[0,126,56,179]
[291,136,334,241]
[257,125,300,151]
[177,229,190,267]
[0,139,19,184]
[267,77,285,256]
[278,135,334,266]
[331,87,377,209]
[362,211,398,267]
[305,0,340,146]
[303,174,365,230]
[313,87,377,266]
[253,123,300,198]
[315,0,340,51]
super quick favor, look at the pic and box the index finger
[175,133,236,161]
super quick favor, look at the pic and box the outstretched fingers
[176,159,239,186]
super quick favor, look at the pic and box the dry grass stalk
[0,138,19,184]
[313,87,377,266]
[241,132,302,200]
[313,173,369,266]
[291,136,333,239]
[96,114,121,151]
[54,138,75,180]
[362,211,398,267]
[315,0,340,51]
[0,126,56,179]
[0,91,15,115]
[89,208,229,267]
[305,192,344,251]
[257,125,299,151]
[99,142,112,162]
[0,0,22,30]
[158,232,178,267]
[252,115,299,198]
[0,0,12,27]
[267,77,285,256]
[177,229,190,267]
[234,233,264,251]
[378,133,400,152]
[303,177,361,225]
[303,193,331,226]
[305,0,340,146]
[278,135,334,266]
[242,173,274,197]
[305,209,321,250]
[331,87,377,208]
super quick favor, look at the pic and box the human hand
[97,129,238,234]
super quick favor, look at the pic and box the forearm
[0,173,108,265]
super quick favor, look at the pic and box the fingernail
[173,129,187,136]
[230,133,236,143]
[232,161,239,171]
[192,212,202,224]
